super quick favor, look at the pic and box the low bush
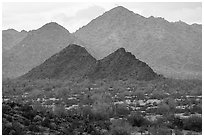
[52,105,67,117]
[114,103,130,117]
[189,105,202,114]
[156,126,172,135]
[167,115,183,129]
[156,103,170,115]
[110,119,132,135]
[183,116,202,132]
[127,112,150,127]
[24,85,34,92]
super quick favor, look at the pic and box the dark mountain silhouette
[74,6,202,79]
[3,22,84,78]
[87,47,158,81]
[20,44,158,81]
[20,44,97,80]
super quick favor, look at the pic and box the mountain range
[3,22,84,78]
[2,29,27,52]
[20,44,158,81]
[2,6,202,80]
[74,6,202,79]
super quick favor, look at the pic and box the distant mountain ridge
[74,6,202,79]
[2,6,202,80]
[20,44,158,81]
[2,29,27,52]
[3,22,84,78]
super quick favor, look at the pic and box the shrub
[24,85,34,92]
[150,91,167,99]
[91,93,114,120]
[80,105,107,121]
[156,127,172,135]
[156,103,170,115]
[2,104,12,114]
[41,117,50,127]
[175,108,186,113]
[27,89,42,99]
[81,94,94,105]
[21,106,37,120]
[28,124,40,132]
[135,91,145,100]
[20,103,33,112]
[168,116,183,129]
[12,121,25,135]
[114,103,130,117]
[32,101,48,113]
[81,105,92,117]
[127,112,150,127]
[149,125,172,135]
[54,87,69,98]
[110,119,132,135]
[189,105,202,114]
[52,105,67,117]
[174,129,183,135]
[91,110,110,121]
[163,97,176,111]
[183,116,202,132]
[84,123,100,135]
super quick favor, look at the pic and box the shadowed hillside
[88,48,158,81]
[20,44,97,80]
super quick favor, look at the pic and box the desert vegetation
[2,78,202,135]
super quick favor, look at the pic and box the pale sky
[2,2,202,33]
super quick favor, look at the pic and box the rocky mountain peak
[115,47,126,54]
[39,22,70,33]
[109,6,131,12]
[74,6,202,79]
[20,44,97,80]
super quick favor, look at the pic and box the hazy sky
[2,2,202,33]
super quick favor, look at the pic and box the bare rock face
[74,6,202,79]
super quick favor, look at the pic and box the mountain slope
[2,29,27,52]
[20,44,97,80]
[87,48,158,81]
[74,6,202,79]
[21,45,158,81]
[3,22,84,78]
